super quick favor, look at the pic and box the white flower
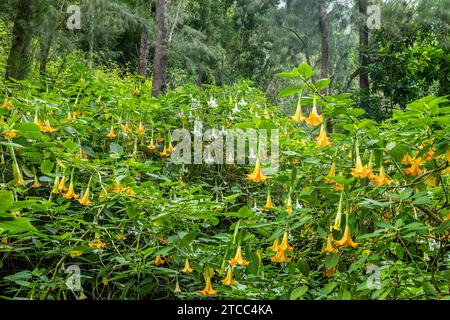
[232,103,240,114]
[208,97,218,108]
[238,98,247,107]
[296,199,302,209]
[190,97,200,109]
[428,239,439,252]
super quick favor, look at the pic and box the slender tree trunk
[359,0,369,93]
[152,0,168,97]
[319,0,329,82]
[39,32,54,76]
[319,0,332,132]
[5,0,34,80]
[137,30,149,78]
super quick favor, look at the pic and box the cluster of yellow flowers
[291,96,330,148]
[107,122,175,158]
[270,232,293,263]
[350,152,391,187]
[401,145,437,176]
[2,99,13,110]
[4,129,17,139]
[34,116,57,133]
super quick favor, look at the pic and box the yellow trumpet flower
[322,234,338,253]
[401,153,412,164]
[279,232,293,252]
[247,158,268,183]
[333,194,343,231]
[167,141,174,153]
[316,124,331,147]
[78,186,92,206]
[286,196,293,214]
[405,157,424,176]
[40,120,56,133]
[122,122,131,134]
[263,191,276,210]
[4,130,17,139]
[174,279,182,293]
[32,178,43,188]
[304,97,323,126]
[419,145,435,161]
[154,255,165,266]
[63,181,80,200]
[88,237,106,248]
[271,250,292,263]
[107,127,117,139]
[2,99,13,110]
[270,238,280,252]
[181,258,194,274]
[136,122,145,134]
[110,181,122,194]
[58,175,67,192]
[221,267,237,286]
[147,139,157,153]
[125,186,136,197]
[291,100,305,122]
[365,159,376,180]
[229,246,250,266]
[199,274,218,295]
[324,163,336,184]
[324,267,337,277]
[372,166,392,187]
[351,154,367,178]
[67,112,76,122]
[160,145,171,157]
[335,223,359,248]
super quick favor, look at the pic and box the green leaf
[40,160,54,175]
[315,79,331,90]
[224,206,255,218]
[0,191,14,212]
[296,63,315,79]
[412,197,431,205]
[126,207,139,220]
[276,72,298,79]
[436,220,450,234]
[180,231,197,247]
[386,141,396,150]
[15,122,43,140]
[110,142,123,155]
[324,253,340,268]
[0,216,36,233]
[278,86,303,98]
[290,285,308,300]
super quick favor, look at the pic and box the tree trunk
[319,0,329,83]
[359,0,369,93]
[39,32,54,76]
[137,30,149,78]
[5,0,34,80]
[152,0,168,97]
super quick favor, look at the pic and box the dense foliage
[1,54,449,299]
